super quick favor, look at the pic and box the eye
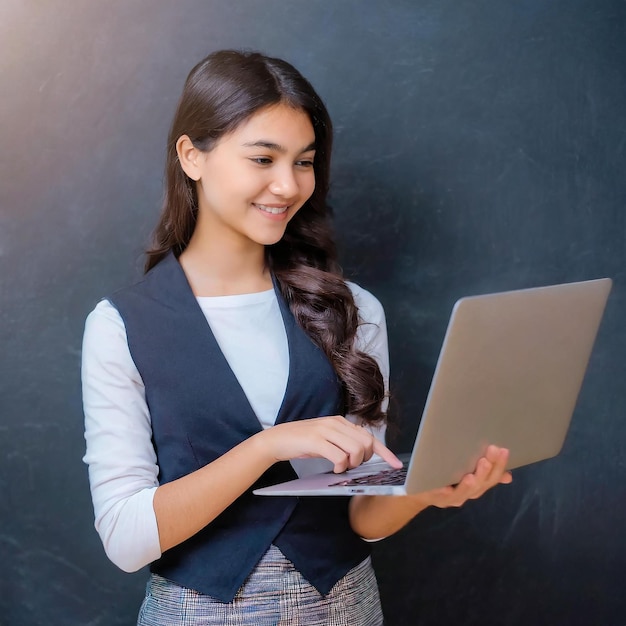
[296,159,314,168]
[250,157,273,165]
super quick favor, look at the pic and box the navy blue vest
[109,253,370,602]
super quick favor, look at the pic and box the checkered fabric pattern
[137,544,383,625]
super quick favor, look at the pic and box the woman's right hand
[153,416,400,553]
[257,415,402,473]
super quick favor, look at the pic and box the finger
[425,485,460,508]
[310,439,353,473]
[461,458,507,500]
[483,446,510,484]
[485,445,509,466]
[473,456,494,483]
[295,420,357,472]
[484,444,502,464]
[464,448,511,499]
[319,416,402,470]
[345,422,375,463]
[432,477,471,507]
[372,438,403,469]
[325,429,368,469]
[452,472,479,503]
[499,471,513,484]
[325,425,377,470]
[356,426,375,463]
[328,419,382,468]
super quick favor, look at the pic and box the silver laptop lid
[404,277,612,493]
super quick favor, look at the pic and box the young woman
[82,50,512,625]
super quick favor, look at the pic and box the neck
[179,223,270,297]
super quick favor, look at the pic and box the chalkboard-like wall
[1,1,624,624]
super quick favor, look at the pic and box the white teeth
[256,204,288,215]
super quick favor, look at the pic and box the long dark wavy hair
[146,50,387,425]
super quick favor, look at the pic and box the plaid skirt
[137,544,383,626]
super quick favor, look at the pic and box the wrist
[246,429,277,471]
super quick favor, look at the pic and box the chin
[259,236,286,247]
[255,229,289,247]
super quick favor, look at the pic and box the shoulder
[84,299,125,335]
[346,281,386,326]
[82,299,145,388]
[82,299,130,364]
[345,280,390,383]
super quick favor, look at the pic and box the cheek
[303,174,316,201]
[198,181,216,205]
[196,180,229,214]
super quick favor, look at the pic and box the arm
[154,416,400,552]
[82,301,400,567]
[349,446,513,539]
[82,301,161,571]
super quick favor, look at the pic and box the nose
[268,165,299,199]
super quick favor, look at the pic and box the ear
[176,135,203,181]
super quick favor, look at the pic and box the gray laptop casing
[254,278,612,496]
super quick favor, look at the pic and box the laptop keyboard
[330,466,407,487]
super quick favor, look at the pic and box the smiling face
[178,103,317,253]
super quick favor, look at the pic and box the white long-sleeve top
[82,281,390,573]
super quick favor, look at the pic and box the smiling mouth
[254,203,290,215]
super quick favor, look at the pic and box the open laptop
[254,278,612,496]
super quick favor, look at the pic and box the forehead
[232,104,315,146]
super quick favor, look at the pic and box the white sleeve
[347,281,390,448]
[82,300,161,572]
[349,282,394,542]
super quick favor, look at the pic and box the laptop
[254,277,612,496]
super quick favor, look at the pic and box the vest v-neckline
[166,253,298,430]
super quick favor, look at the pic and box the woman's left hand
[350,445,512,539]
[412,444,513,509]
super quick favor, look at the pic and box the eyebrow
[242,140,316,154]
